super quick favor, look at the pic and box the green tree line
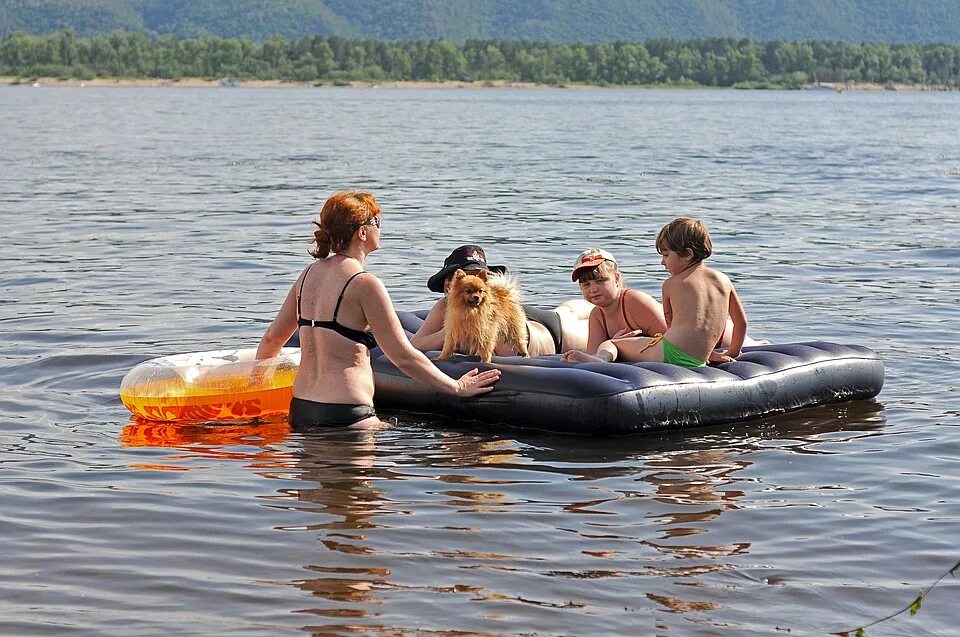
[3,29,959,87]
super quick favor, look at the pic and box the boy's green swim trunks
[661,337,707,368]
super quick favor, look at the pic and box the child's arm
[661,281,673,328]
[584,308,608,354]
[721,287,748,359]
[409,299,447,351]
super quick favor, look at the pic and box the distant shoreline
[3,76,957,91]
[1,76,551,90]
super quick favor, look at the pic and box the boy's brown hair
[656,217,712,264]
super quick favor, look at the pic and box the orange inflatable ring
[120,348,300,423]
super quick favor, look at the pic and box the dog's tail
[488,272,522,302]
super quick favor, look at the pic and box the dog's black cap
[427,245,507,293]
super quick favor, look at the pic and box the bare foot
[561,350,604,363]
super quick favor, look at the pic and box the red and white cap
[571,248,617,281]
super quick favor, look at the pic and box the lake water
[1,86,958,635]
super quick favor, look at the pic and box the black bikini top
[297,266,377,350]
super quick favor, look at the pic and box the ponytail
[310,223,332,258]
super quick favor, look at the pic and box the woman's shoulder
[623,287,660,307]
[587,303,604,321]
[428,296,447,314]
[349,269,386,292]
[313,264,385,299]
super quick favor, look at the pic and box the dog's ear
[453,269,466,281]
[477,269,489,281]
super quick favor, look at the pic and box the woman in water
[256,192,500,428]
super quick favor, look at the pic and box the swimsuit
[661,338,707,368]
[625,332,706,368]
[297,266,377,350]
[600,290,721,354]
[291,265,379,427]
[289,397,377,427]
[522,305,563,352]
[597,290,642,338]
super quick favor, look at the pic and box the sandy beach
[1,76,551,89]
[3,76,955,91]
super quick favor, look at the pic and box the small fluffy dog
[439,269,529,363]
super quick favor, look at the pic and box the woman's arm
[623,289,667,336]
[360,277,499,396]
[256,276,301,360]
[409,298,447,351]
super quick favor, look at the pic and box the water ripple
[0,87,958,636]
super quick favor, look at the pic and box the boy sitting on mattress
[562,217,748,367]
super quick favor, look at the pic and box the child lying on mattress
[563,247,668,355]
[562,217,748,368]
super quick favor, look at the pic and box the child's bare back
[661,261,741,363]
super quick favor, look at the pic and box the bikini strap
[620,289,640,332]
[600,289,629,338]
[296,261,319,321]
[597,291,618,338]
[331,271,368,321]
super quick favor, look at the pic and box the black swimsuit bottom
[289,397,377,428]
[522,305,563,353]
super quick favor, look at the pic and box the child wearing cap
[411,245,591,356]
[565,248,668,356]
[563,218,750,367]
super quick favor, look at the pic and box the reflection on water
[101,400,884,632]
[285,429,391,623]
[98,367,893,633]
[120,419,292,449]
[119,418,295,469]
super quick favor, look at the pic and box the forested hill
[2,0,960,44]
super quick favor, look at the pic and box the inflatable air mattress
[366,310,884,435]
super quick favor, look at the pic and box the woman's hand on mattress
[456,368,501,397]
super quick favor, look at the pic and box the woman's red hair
[311,191,381,258]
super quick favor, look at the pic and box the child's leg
[609,335,664,363]
[562,348,606,363]
[563,335,664,363]
[554,299,592,352]
[562,340,615,363]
